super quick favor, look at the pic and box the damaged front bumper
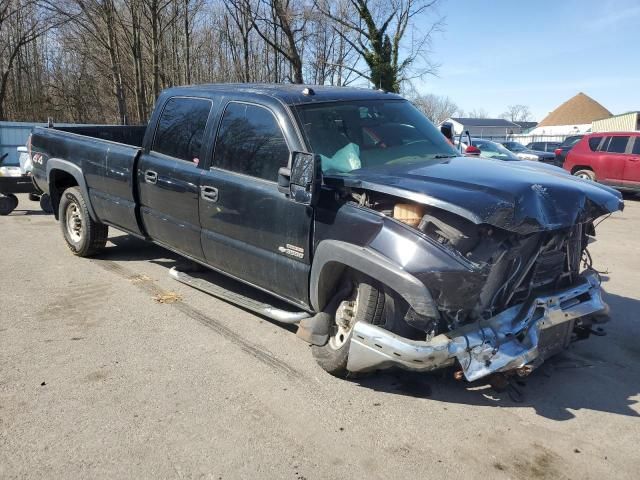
[346,271,607,381]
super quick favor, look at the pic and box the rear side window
[153,97,212,162]
[588,136,602,151]
[606,136,630,154]
[563,135,582,147]
[633,138,640,155]
[213,102,289,181]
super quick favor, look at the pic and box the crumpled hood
[325,156,623,234]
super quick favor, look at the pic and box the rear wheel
[573,169,595,181]
[0,194,18,215]
[312,274,384,377]
[59,186,108,256]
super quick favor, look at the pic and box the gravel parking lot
[1,194,639,479]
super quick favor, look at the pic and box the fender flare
[46,159,97,221]
[310,239,439,319]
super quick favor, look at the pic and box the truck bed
[30,125,147,237]
[54,125,147,147]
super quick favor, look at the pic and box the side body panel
[199,95,313,306]
[622,135,640,188]
[136,94,221,260]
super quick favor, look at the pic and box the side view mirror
[440,122,455,144]
[465,145,481,156]
[278,151,322,205]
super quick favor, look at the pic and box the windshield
[296,100,458,174]
[506,142,527,152]
[472,140,519,161]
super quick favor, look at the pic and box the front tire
[312,275,384,377]
[573,169,595,181]
[59,186,108,256]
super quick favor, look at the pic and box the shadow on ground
[351,289,640,421]
[96,234,640,421]
[97,234,300,333]
[9,208,50,216]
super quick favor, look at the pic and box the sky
[412,0,640,121]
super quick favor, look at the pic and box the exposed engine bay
[344,189,611,380]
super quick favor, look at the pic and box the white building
[592,111,640,132]
[443,117,523,139]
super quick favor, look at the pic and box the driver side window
[212,102,290,182]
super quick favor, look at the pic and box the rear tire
[312,274,384,377]
[59,186,108,256]
[573,169,595,181]
[0,194,18,215]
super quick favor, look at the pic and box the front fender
[310,239,440,318]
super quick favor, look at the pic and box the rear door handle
[200,185,219,202]
[145,170,158,184]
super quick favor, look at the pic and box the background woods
[0,0,442,124]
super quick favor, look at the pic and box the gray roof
[450,117,520,127]
[512,121,538,129]
[167,83,404,105]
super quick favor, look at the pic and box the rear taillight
[554,148,562,157]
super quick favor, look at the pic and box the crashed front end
[334,165,623,381]
[348,270,607,381]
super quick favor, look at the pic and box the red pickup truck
[564,132,640,192]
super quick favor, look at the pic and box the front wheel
[311,275,384,377]
[573,169,595,181]
[59,186,108,256]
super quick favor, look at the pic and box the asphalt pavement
[1,194,639,479]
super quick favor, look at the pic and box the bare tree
[410,93,458,124]
[249,0,308,84]
[0,0,61,120]
[1,0,450,123]
[500,104,532,123]
[316,0,443,92]
[468,108,489,119]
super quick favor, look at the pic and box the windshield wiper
[433,154,457,159]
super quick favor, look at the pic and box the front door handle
[200,185,219,202]
[145,170,158,184]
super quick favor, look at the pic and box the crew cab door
[593,135,629,186]
[199,100,313,306]
[137,96,216,260]
[623,136,640,187]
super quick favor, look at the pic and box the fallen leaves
[153,291,182,304]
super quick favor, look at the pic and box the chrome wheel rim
[66,202,83,242]
[328,290,359,350]
[576,172,592,181]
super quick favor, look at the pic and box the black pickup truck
[31,84,623,382]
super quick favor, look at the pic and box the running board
[169,267,311,324]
